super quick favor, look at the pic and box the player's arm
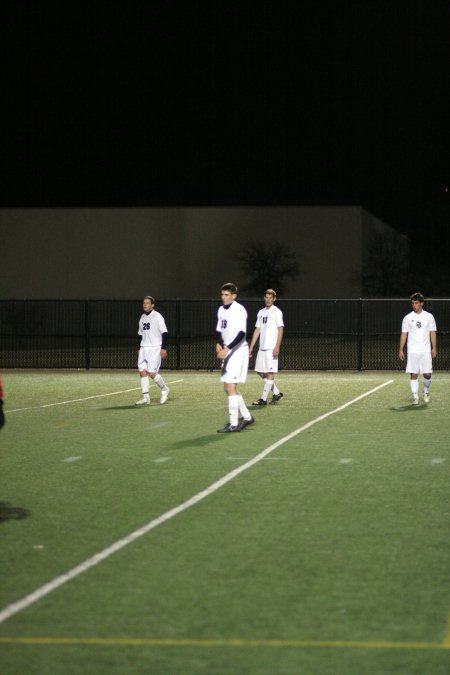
[215,330,224,356]
[217,331,245,360]
[249,327,261,357]
[399,332,407,361]
[160,331,168,359]
[430,330,437,358]
[273,326,284,357]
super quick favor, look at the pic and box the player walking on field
[399,292,437,405]
[216,283,255,432]
[249,289,284,405]
[135,296,170,405]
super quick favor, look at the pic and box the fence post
[84,300,90,370]
[357,299,363,371]
[176,299,181,370]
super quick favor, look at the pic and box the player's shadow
[170,434,227,449]
[389,404,428,412]
[98,405,149,411]
[0,502,31,523]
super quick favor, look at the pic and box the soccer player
[135,296,170,405]
[399,292,437,405]
[249,288,284,405]
[216,283,254,432]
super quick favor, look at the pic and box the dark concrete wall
[1,206,397,299]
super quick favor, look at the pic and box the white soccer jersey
[138,310,168,347]
[255,305,284,350]
[401,309,436,352]
[216,301,248,347]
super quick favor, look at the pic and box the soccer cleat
[252,398,267,406]
[423,392,430,403]
[270,392,284,404]
[160,387,170,404]
[237,415,255,431]
[217,423,231,433]
[135,398,150,406]
[412,397,419,406]
[217,423,240,433]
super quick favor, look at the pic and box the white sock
[410,380,419,397]
[423,377,431,392]
[272,382,280,395]
[237,394,251,421]
[153,373,167,390]
[140,375,149,398]
[262,379,273,400]
[228,395,240,427]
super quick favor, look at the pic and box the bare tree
[357,231,411,296]
[235,240,300,295]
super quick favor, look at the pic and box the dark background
[2,2,449,290]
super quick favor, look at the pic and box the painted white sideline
[0,379,393,624]
[7,380,184,413]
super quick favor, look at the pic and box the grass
[0,370,449,674]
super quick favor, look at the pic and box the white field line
[0,379,393,625]
[6,380,184,413]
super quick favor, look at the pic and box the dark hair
[410,292,425,303]
[221,282,238,294]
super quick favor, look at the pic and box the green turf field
[0,371,449,674]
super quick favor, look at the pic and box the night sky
[3,2,449,240]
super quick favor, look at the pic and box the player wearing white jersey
[399,292,437,405]
[249,289,284,405]
[135,296,170,405]
[215,283,254,433]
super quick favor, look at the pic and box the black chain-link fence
[1,299,449,370]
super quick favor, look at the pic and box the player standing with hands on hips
[216,283,255,432]
[135,296,170,405]
[399,292,437,405]
[249,288,284,405]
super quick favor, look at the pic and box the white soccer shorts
[138,346,162,373]
[406,351,433,374]
[220,345,249,383]
[255,349,279,374]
